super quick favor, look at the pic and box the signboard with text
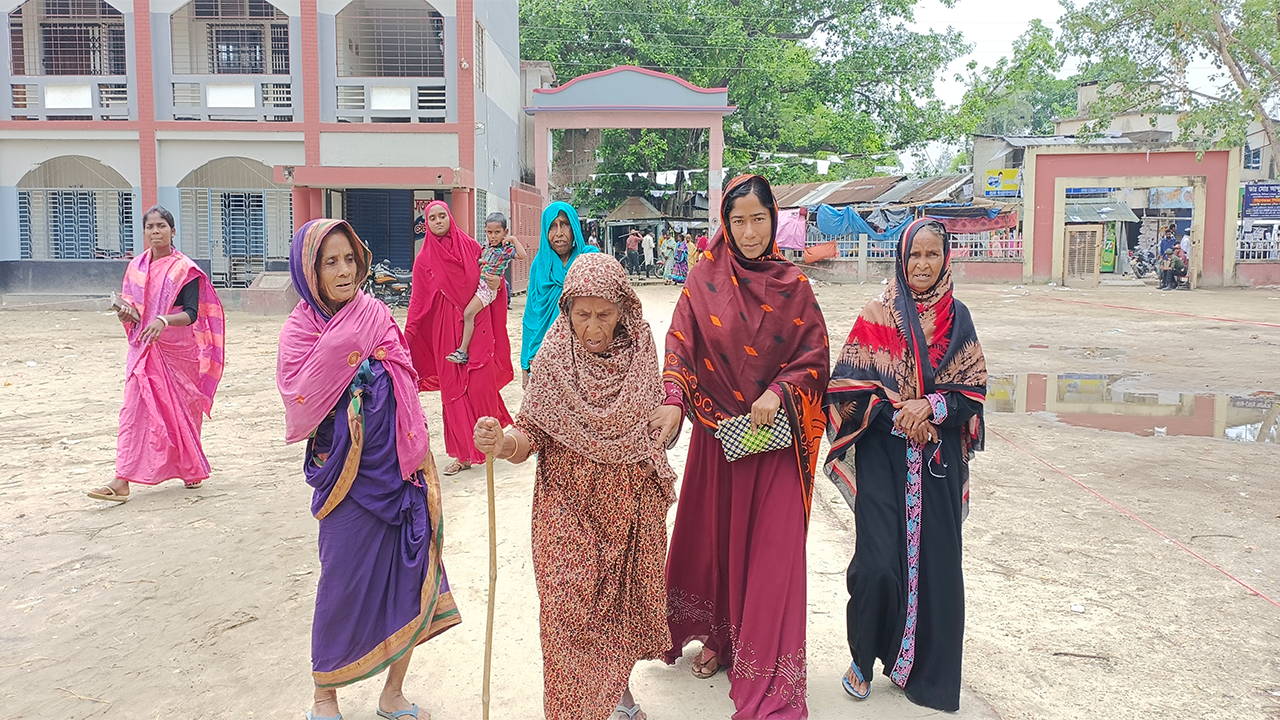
[1243,183,1280,219]
[984,168,1020,197]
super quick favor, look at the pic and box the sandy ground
[1,280,1279,720]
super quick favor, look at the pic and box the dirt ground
[1,280,1278,720]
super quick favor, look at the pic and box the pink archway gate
[526,66,735,229]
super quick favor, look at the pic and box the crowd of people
[89,173,987,720]
[614,227,704,285]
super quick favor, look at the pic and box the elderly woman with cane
[278,219,460,720]
[474,253,674,720]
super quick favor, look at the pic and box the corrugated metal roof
[1064,197,1141,223]
[870,174,970,205]
[604,196,663,222]
[822,176,906,206]
[773,182,827,208]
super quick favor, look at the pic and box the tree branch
[771,13,838,40]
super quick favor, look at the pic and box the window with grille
[8,0,125,76]
[172,0,288,75]
[335,0,444,78]
[210,25,265,73]
[474,21,484,91]
[1245,143,1263,171]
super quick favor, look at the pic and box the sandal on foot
[614,702,644,720]
[445,349,468,364]
[842,662,870,699]
[184,481,202,489]
[304,712,342,720]
[87,486,129,503]
[691,648,720,679]
[442,461,470,476]
[376,705,419,720]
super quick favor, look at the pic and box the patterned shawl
[120,246,225,415]
[405,200,513,396]
[278,218,431,482]
[520,253,675,484]
[519,202,599,371]
[663,174,830,529]
[824,218,987,512]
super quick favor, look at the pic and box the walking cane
[482,455,497,720]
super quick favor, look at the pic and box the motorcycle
[1127,248,1156,279]
[365,261,413,307]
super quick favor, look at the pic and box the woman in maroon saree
[278,219,459,720]
[652,175,829,719]
[405,200,514,475]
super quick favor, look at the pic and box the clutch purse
[714,409,793,463]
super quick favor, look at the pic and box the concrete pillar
[857,233,868,277]
[534,116,550,207]
[0,187,19,261]
[709,120,724,231]
[157,186,181,251]
[293,187,319,232]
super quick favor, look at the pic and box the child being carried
[447,212,527,364]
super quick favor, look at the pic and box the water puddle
[988,373,1278,443]
[1016,345,1126,360]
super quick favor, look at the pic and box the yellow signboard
[984,168,1020,197]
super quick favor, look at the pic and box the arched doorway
[178,157,293,287]
[17,156,134,260]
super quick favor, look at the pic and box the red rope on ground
[991,427,1280,610]
[968,287,1280,329]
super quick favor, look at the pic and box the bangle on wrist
[159,315,170,327]
[498,434,515,460]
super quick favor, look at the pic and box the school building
[0,0,537,295]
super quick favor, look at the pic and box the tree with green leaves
[952,19,1079,138]
[1059,0,1280,154]
[520,0,968,211]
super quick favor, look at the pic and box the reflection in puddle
[988,373,1279,443]
[1019,345,1126,360]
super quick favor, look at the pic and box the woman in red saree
[405,201,514,475]
[88,205,225,502]
[651,175,829,719]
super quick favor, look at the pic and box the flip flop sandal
[614,702,644,720]
[184,481,202,489]
[375,704,419,719]
[304,712,342,720]
[445,350,468,364]
[842,661,871,699]
[442,461,470,476]
[691,650,721,679]
[87,486,129,503]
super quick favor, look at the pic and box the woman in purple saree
[277,219,460,720]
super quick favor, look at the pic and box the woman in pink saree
[88,205,225,503]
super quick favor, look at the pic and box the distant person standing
[626,229,642,276]
[642,230,656,278]
[1159,227,1178,257]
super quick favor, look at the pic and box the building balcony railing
[171,75,294,122]
[7,77,130,121]
[334,77,447,123]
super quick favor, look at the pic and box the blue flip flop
[376,704,419,720]
[842,662,871,699]
[304,711,342,720]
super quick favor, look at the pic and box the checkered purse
[714,409,793,463]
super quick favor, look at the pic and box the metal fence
[1237,224,1279,261]
[17,188,134,259]
[179,188,292,287]
[805,220,1023,260]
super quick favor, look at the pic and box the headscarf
[405,200,514,396]
[278,218,431,482]
[288,218,371,319]
[824,218,988,513]
[519,253,675,484]
[520,202,599,371]
[663,174,830,529]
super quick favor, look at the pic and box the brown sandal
[184,481,203,489]
[442,460,471,476]
[87,485,129,503]
[691,647,720,679]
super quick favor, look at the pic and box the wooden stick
[482,456,497,720]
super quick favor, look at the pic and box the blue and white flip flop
[376,704,419,720]
[304,711,342,720]
[842,662,871,699]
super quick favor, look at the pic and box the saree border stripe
[312,454,460,688]
[313,390,365,521]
